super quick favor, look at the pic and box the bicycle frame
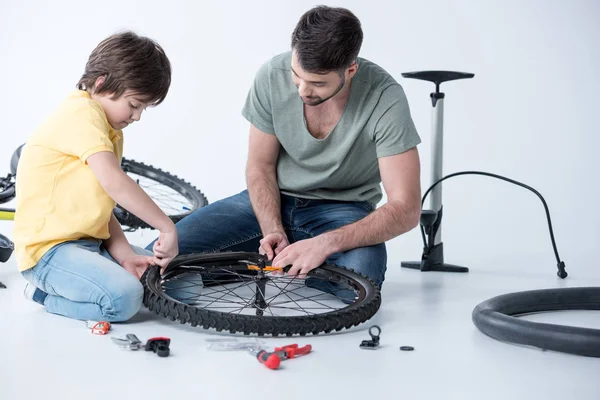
[0,207,15,221]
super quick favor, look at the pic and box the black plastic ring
[472,287,600,357]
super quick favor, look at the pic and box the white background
[0,0,600,276]
[1,1,599,399]
[2,0,598,275]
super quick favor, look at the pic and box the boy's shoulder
[59,90,106,119]
[29,90,113,145]
[44,90,112,133]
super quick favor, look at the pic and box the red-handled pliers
[253,344,312,369]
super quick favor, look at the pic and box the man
[151,5,422,291]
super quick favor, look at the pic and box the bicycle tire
[472,287,600,357]
[141,252,382,336]
[115,158,208,229]
[0,233,14,263]
[10,144,23,176]
[0,178,15,204]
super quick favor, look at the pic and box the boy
[13,31,178,322]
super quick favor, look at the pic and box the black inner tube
[472,287,600,357]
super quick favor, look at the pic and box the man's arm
[319,147,421,252]
[272,147,421,274]
[104,213,136,265]
[245,124,284,235]
[245,124,290,259]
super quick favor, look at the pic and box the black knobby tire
[112,158,208,229]
[472,287,600,357]
[141,252,382,336]
[10,144,23,176]
[0,176,15,204]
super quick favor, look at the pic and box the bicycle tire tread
[116,157,208,229]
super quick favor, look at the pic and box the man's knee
[329,243,387,287]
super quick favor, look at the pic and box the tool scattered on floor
[112,334,171,357]
[112,334,143,350]
[145,337,171,357]
[0,281,6,289]
[86,320,111,335]
[360,325,381,350]
[206,338,266,350]
[248,343,312,370]
[206,338,311,370]
[400,346,415,351]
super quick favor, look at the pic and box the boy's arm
[104,213,136,265]
[86,151,178,267]
[87,152,175,232]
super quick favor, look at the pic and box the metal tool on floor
[112,334,171,357]
[112,334,143,350]
[360,325,381,350]
[248,344,312,370]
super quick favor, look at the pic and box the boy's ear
[93,76,106,92]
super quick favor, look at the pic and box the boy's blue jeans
[147,190,387,288]
[21,239,150,322]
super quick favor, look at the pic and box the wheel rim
[156,259,367,318]
[142,252,381,336]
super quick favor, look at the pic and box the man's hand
[122,255,156,279]
[271,237,330,278]
[258,231,290,260]
[152,229,179,269]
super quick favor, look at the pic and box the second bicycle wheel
[115,158,208,230]
[141,252,381,336]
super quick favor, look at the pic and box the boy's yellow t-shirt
[13,90,123,272]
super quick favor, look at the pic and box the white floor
[1,229,599,400]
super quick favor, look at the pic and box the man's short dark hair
[291,5,363,74]
[77,31,171,105]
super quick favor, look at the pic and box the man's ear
[346,61,359,80]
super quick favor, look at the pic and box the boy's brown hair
[77,31,171,105]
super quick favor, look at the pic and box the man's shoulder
[267,51,292,72]
[354,57,401,93]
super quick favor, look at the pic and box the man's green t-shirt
[241,51,421,205]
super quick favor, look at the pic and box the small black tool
[145,337,171,357]
[360,325,381,350]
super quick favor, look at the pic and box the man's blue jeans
[21,239,149,322]
[147,190,387,288]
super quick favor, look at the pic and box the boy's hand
[122,255,156,279]
[152,229,179,270]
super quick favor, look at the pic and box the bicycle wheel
[0,175,15,204]
[10,144,23,176]
[141,252,381,336]
[0,233,14,263]
[114,158,208,230]
[9,144,208,230]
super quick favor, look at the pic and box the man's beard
[302,75,346,106]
